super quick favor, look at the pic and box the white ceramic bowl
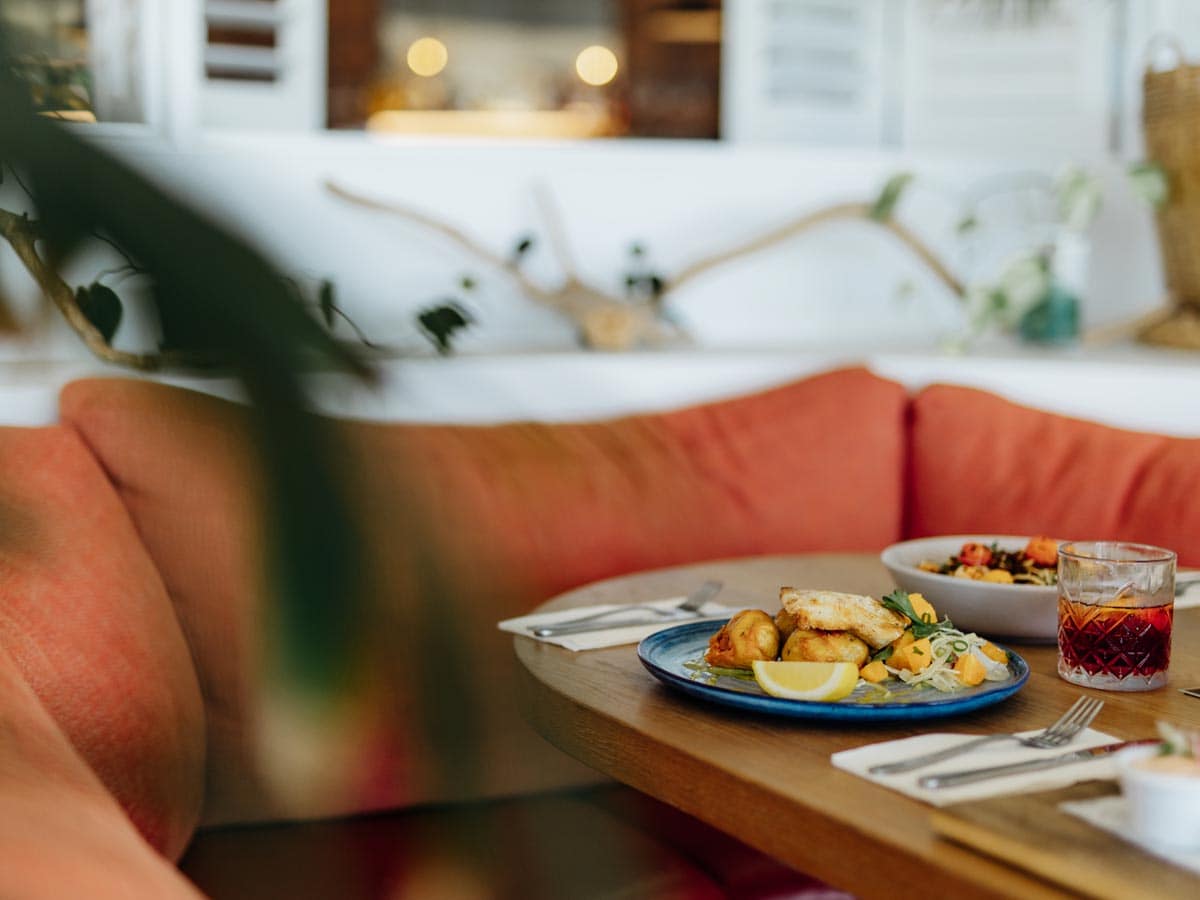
[880,535,1058,642]
[1118,744,1200,850]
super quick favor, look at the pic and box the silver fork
[530,579,723,637]
[868,695,1105,776]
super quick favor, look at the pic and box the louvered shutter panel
[722,0,890,144]
[201,0,324,129]
[901,0,1117,156]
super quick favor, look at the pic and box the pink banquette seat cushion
[908,384,1200,564]
[59,366,907,826]
[0,641,202,897]
[0,425,204,860]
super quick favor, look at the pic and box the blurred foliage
[417,301,473,355]
[1,8,92,114]
[624,242,665,306]
[310,278,382,350]
[12,54,90,113]
[869,172,914,223]
[74,281,122,341]
[510,233,536,263]
[1128,162,1169,210]
[1056,166,1103,232]
[0,22,373,696]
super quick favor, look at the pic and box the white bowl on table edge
[1117,743,1200,850]
[880,535,1058,643]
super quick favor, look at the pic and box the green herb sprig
[881,589,956,640]
[1157,721,1200,758]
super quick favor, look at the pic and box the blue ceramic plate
[637,621,1030,722]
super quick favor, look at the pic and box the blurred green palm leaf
[0,43,373,696]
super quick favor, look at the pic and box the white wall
[0,131,1186,432]
[77,132,1163,357]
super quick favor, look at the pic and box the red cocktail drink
[1057,598,1172,684]
[1057,542,1175,691]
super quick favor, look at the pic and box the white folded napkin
[1060,795,1200,875]
[1177,569,1200,610]
[498,596,736,651]
[832,728,1120,806]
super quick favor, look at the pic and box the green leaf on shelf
[869,172,913,222]
[417,301,473,355]
[1128,162,1169,209]
[75,281,122,343]
[318,279,336,329]
[1057,167,1103,231]
[512,235,535,262]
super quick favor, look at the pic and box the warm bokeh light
[575,45,619,87]
[406,37,448,78]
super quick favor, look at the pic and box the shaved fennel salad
[859,590,1011,693]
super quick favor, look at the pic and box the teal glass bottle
[1019,282,1079,344]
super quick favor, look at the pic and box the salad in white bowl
[880,535,1062,642]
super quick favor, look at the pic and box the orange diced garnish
[1023,536,1059,567]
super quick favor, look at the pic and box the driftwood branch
[531,182,580,281]
[326,180,970,351]
[325,181,558,304]
[667,202,966,299]
[0,208,381,370]
[1089,304,1176,347]
[0,207,166,369]
[326,179,676,350]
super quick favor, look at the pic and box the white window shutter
[201,0,325,129]
[84,0,149,123]
[901,0,1119,157]
[722,0,891,144]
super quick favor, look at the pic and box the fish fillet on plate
[779,588,907,650]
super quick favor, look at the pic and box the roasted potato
[774,607,800,641]
[781,628,870,667]
[705,609,780,669]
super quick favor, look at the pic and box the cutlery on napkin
[832,728,1121,806]
[531,580,724,637]
[498,596,736,651]
[917,740,1158,789]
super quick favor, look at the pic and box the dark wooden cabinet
[328,0,380,127]
[324,0,722,137]
[618,1,721,138]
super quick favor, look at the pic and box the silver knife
[917,739,1160,790]
[529,615,703,638]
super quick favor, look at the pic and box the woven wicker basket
[1141,38,1200,347]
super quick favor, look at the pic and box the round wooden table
[513,554,1200,900]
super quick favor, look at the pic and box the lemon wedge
[751,661,860,702]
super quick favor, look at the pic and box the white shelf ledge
[3,340,1198,434]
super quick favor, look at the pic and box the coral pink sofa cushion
[394,365,908,599]
[0,426,204,860]
[908,384,1200,565]
[0,642,203,898]
[60,367,906,825]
